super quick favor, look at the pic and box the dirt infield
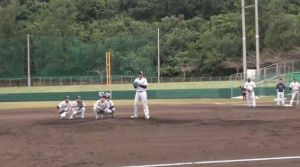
[0,104,300,167]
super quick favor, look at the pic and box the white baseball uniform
[93,99,109,119]
[69,100,86,119]
[289,81,300,105]
[107,99,115,113]
[244,81,256,107]
[132,77,150,119]
[57,100,72,119]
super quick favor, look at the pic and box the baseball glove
[133,81,139,88]
[58,110,65,114]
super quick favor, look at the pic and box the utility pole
[241,0,260,80]
[27,34,31,87]
[241,0,247,80]
[157,28,160,83]
[255,0,260,79]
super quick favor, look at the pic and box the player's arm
[140,79,148,89]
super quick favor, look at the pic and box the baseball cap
[76,96,81,99]
[138,71,144,75]
[65,96,70,99]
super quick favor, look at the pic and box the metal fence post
[276,63,279,77]
[292,60,294,74]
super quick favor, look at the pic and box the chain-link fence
[0,75,239,87]
[230,59,300,82]
[258,59,300,81]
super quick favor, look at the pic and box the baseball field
[1,98,300,167]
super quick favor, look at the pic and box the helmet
[98,92,104,98]
[105,92,111,98]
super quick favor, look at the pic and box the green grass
[0,81,243,94]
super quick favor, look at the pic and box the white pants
[290,91,299,106]
[70,107,85,119]
[93,107,109,119]
[277,92,285,106]
[59,108,71,119]
[246,91,256,107]
[133,91,150,118]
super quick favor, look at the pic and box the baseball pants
[277,92,285,106]
[93,107,109,119]
[70,108,85,119]
[59,108,71,119]
[133,91,150,119]
[290,91,299,106]
[246,91,256,107]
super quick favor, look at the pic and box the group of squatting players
[57,92,116,120]
[242,77,300,107]
[56,71,150,120]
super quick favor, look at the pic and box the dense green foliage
[0,0,300,78]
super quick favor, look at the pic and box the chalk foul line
[123,155,300,167]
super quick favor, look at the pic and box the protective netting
[0,30,157,78]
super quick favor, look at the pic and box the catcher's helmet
[104,92,111,98]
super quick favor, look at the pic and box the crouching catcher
[69,96,86,119]
[93,94,109,119]
[57,96,72,119]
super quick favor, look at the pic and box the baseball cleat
[130,116,138,119]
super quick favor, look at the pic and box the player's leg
[93,107,99,119]
[60,109,68,119]
[69,108,76,119]
[141,91,150,119]
[132,92,140,118]
[80,107,85,119]
[282,92,285,105]
[277,92,280,106]
[277,92,283,106]
[246,92,251,106]
[290,92,296,105]
[296,92,299,106]
[251,92,256,107]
